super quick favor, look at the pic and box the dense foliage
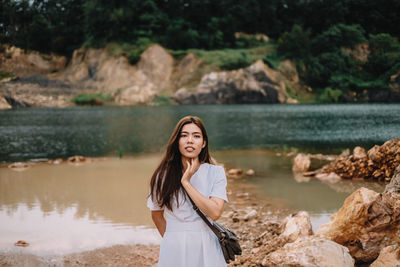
[278,24,400,102]
[1,0,399,102]
[1,0,399,54]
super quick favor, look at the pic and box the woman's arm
[182,181,225,221]
[181,159,225,221]
[151,210,166,237]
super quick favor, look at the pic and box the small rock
[353,146,367,159]
[286,152,295,157]
[15,240,29,247]
[280,211,313,243]
[227,168,243,179]
[67,155,86,165]
[245,169,255,176]
[244,209,257,221]
[315,172,341,183]
[292,153,311,172]
[48,158,63,164]
[8,162,30,171]
[339,148,350,158]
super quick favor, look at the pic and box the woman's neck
[181,157,200,172]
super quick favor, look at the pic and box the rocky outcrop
[173,60,289,104]
[0,45,67,76]
[317,165,400,263]
[57,44,174,105]
[0,74,79,108]
[1,44,300,106]
[370,245,400,267]
[319,139,400,182]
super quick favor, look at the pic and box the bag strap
[184,191,223,239]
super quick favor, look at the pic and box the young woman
[147,116,228,267]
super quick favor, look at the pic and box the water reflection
[0,204,160,255]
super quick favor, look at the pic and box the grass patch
[72,93,111,105]
[106,38,152,65]
[170,44,275,71]
[263,51,285,69]
[152,95,173,105]
[0,71,14,80]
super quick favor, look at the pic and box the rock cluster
[222,188,354,267]
[317,165,400,264]
[320,138,400,182]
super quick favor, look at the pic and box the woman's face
[178,123,206,160]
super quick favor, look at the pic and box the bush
[311,24,366,54]
[220,52,253,70]
[72,93,111,105]
[318,87,343,103]
[0,71,14,80]
[278,24,311,59]
[263,51,285,69]
[329,74,388,93]
[369,33,400,54]
[152,95,172,105]
[303,51,357,89]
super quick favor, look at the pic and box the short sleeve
[209,166,228,202]
[147,193,164,211]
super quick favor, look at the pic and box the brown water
[0,150,385,255]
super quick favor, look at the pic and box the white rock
[263,236,354,267]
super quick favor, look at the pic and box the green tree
[278,24,311,59]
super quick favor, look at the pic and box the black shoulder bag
[185,193,242,264]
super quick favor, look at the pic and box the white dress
[147,163,228,267]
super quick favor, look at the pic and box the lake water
[1,104,400,162]
[0,104,397,255]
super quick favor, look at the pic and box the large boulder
[59,44,174,105]
[317,165,400,263]
[173,59,288,104]
[262,236,354,267]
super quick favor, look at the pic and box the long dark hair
[149,116,212,210]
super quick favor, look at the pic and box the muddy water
[0,150,385,255]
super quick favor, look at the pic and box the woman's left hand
[181,158,200,186]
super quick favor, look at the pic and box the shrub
[72,93,111,105]
[220,51,253,70]
[318,87,343,103]
[152,95,172,105]
[311,24,366,54]
[0,71,13,80]
[263,52,285,69]
[278,24,311,59]
[369,33,400,54]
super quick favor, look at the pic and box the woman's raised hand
[181,158,200,186]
